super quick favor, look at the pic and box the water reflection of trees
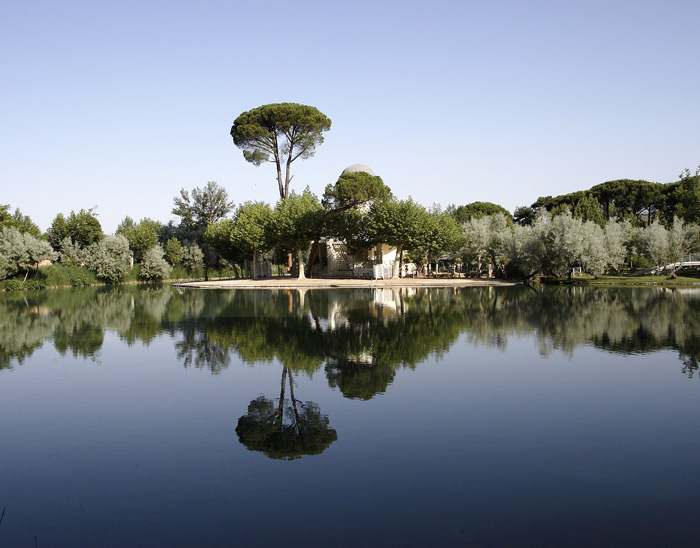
[236,366,337,460]
[2,285,700,382]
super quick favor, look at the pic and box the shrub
[140,245,171,281]
[25,279,46,290]
[3,279,24,292]
[86,235,130,283]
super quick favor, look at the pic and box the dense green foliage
[47,209,103,249]
[172,181,233,229]
[517,171,700,227]
[117,217,162,262]
[0,205,42,237]
[231,103,332,199]
[448,201,512,224]
[269,188,323,279]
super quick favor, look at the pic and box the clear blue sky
[2,0,698,233]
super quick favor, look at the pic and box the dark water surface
[1,285,700,547]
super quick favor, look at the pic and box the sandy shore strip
[175,276,519,289]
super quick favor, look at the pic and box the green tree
[47,209,103,250]
[171,181,233,276]
[572,193,605,226]
[229,202,274,279]
[231,103,332,200]
[172,181,233,230]
[671,174,700,225]
[448,201,512,225]
[117,217,162,262]
[513,205,537,226]
[411,208,464,270]
[165,237,183,265]
[0,205,42,237]
[307,170,392,276]
[271,188,323,279]
[367,198,429,278]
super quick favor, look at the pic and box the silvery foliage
[59,236,87,267]
[603,219,636,273]
[636,217,700,268]
[0,226,57,279]
[86,234,131,283]
[668,216,700,263]
[140,245,171,280]
[515,212,609,277]
[461,213,512,274]
[638,222,670,266]
[181,243,204,272]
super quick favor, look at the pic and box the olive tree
[85,235,131,283]
[461,213,512,276]
[638,222,670,267]
[0,227,57,280]
[140,245,171,281]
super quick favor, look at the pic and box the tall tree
[231,103,332,200]
[172,181,233,230]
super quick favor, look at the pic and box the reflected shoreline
[2,285,699,383]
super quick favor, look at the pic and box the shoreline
[175,276,520,289]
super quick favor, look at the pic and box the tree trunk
[305,204,357,277]
[296,248,306,279]
[252,249,258,279]
[273,133,285,200]
[392,243,404,279]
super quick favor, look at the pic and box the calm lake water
[1,285,700,547]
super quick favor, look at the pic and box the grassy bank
[545,271,700,286]
[0,264,241,292]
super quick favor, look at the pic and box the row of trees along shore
[1,100,699,287]
[2,170,700,287]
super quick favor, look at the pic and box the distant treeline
[511,171,700,227]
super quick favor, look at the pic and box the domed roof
[341,164,375,176]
